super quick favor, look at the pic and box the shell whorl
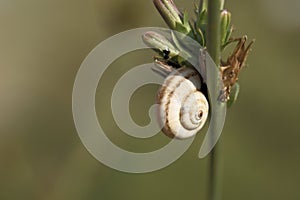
[157,67,209,139]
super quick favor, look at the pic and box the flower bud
[153,0,192,35]
[153,0,182,30]
[220,10,232,45]
[142,31,179,58]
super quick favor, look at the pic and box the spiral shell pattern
[157,67,209,139]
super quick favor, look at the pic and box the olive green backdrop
[1,0,299,199]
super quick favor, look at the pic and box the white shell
[157,67,209,139]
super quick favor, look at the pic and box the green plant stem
[206,0,224,200]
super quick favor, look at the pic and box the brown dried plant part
[219,36,254,102]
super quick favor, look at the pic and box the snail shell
[157,67,209,139]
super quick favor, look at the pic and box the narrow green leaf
[199,0,208,13]
[227,83,240,108]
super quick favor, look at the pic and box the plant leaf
[227,83,240,108]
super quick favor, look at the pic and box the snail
[154,61,209,139]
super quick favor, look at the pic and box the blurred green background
[1,0,300,199]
